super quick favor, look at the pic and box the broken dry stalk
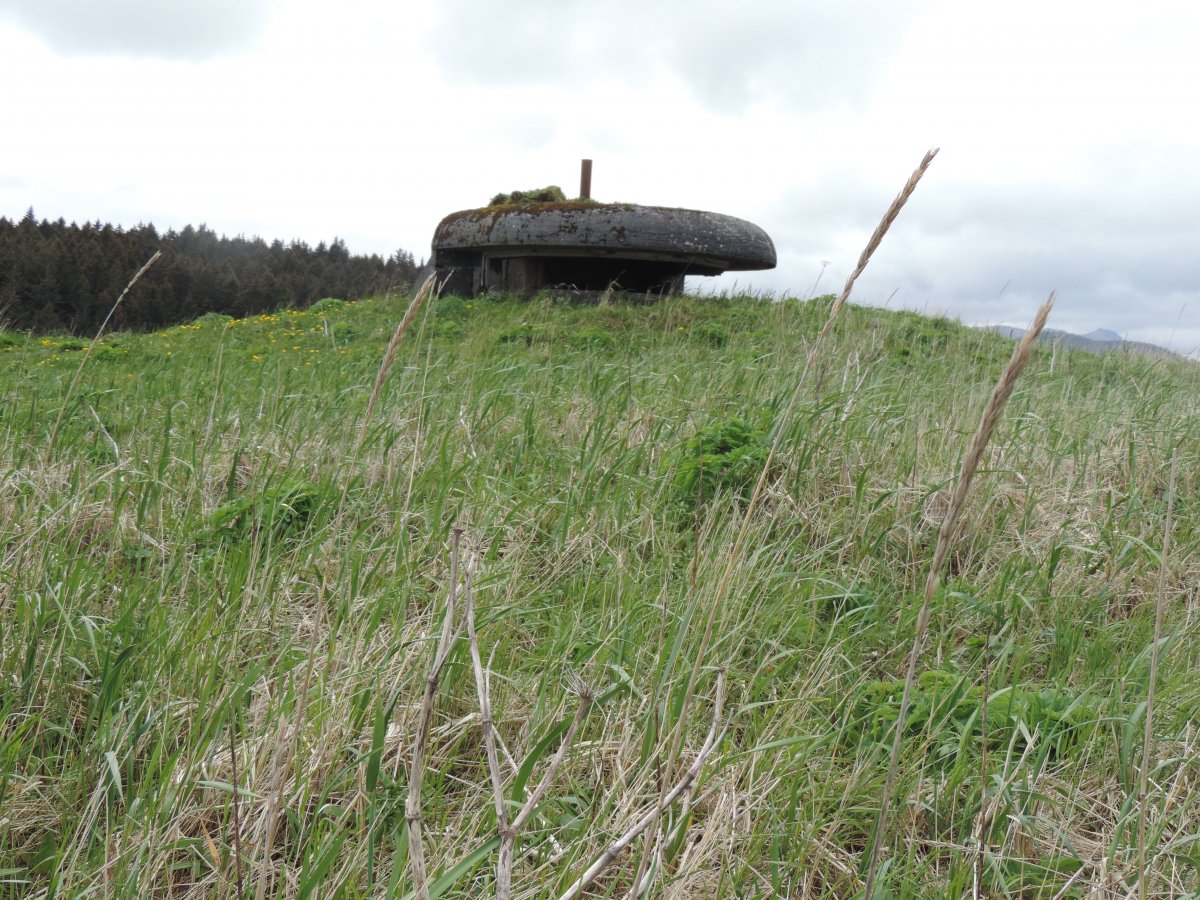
[465,558,592,899]
[465,563,507,832]
[557,670,726,900]
[494,696,591,897]
[510,698,591,837]
[463,560,511,897]
[863,292,1056,899]
[407,527,467,900]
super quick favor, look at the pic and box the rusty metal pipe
[579,159,592,200]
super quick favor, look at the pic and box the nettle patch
[191,311,234,327]
[568,325,617,350]
[839,667,1099,765]
[668,417,773,509]
[497,322,551,347]
[206,480,329,545]
[309,297,347,314]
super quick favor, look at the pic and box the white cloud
[427,0,927,113]
[1,0,1198,348]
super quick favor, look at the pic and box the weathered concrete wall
[429,202,775,298]
[434,204,776,270]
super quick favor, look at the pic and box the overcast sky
[2,0,1198,351]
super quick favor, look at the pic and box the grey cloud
[0,0,274,59]
[864,235,1200,349]
[429,0,928,113]
[754,172,1200,349]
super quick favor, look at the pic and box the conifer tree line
[0,209,421,333]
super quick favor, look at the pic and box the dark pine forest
[0,209,420,334]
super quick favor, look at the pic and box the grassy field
[2,289,1200,898]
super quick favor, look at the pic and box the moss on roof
[488,185,571,206]
[438,201,644,230]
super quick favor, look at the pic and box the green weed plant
[669,417,770,508]
[207,480,326,545]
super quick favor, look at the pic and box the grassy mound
[2,291,1199,896]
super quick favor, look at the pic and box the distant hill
[977,324,1179,359]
